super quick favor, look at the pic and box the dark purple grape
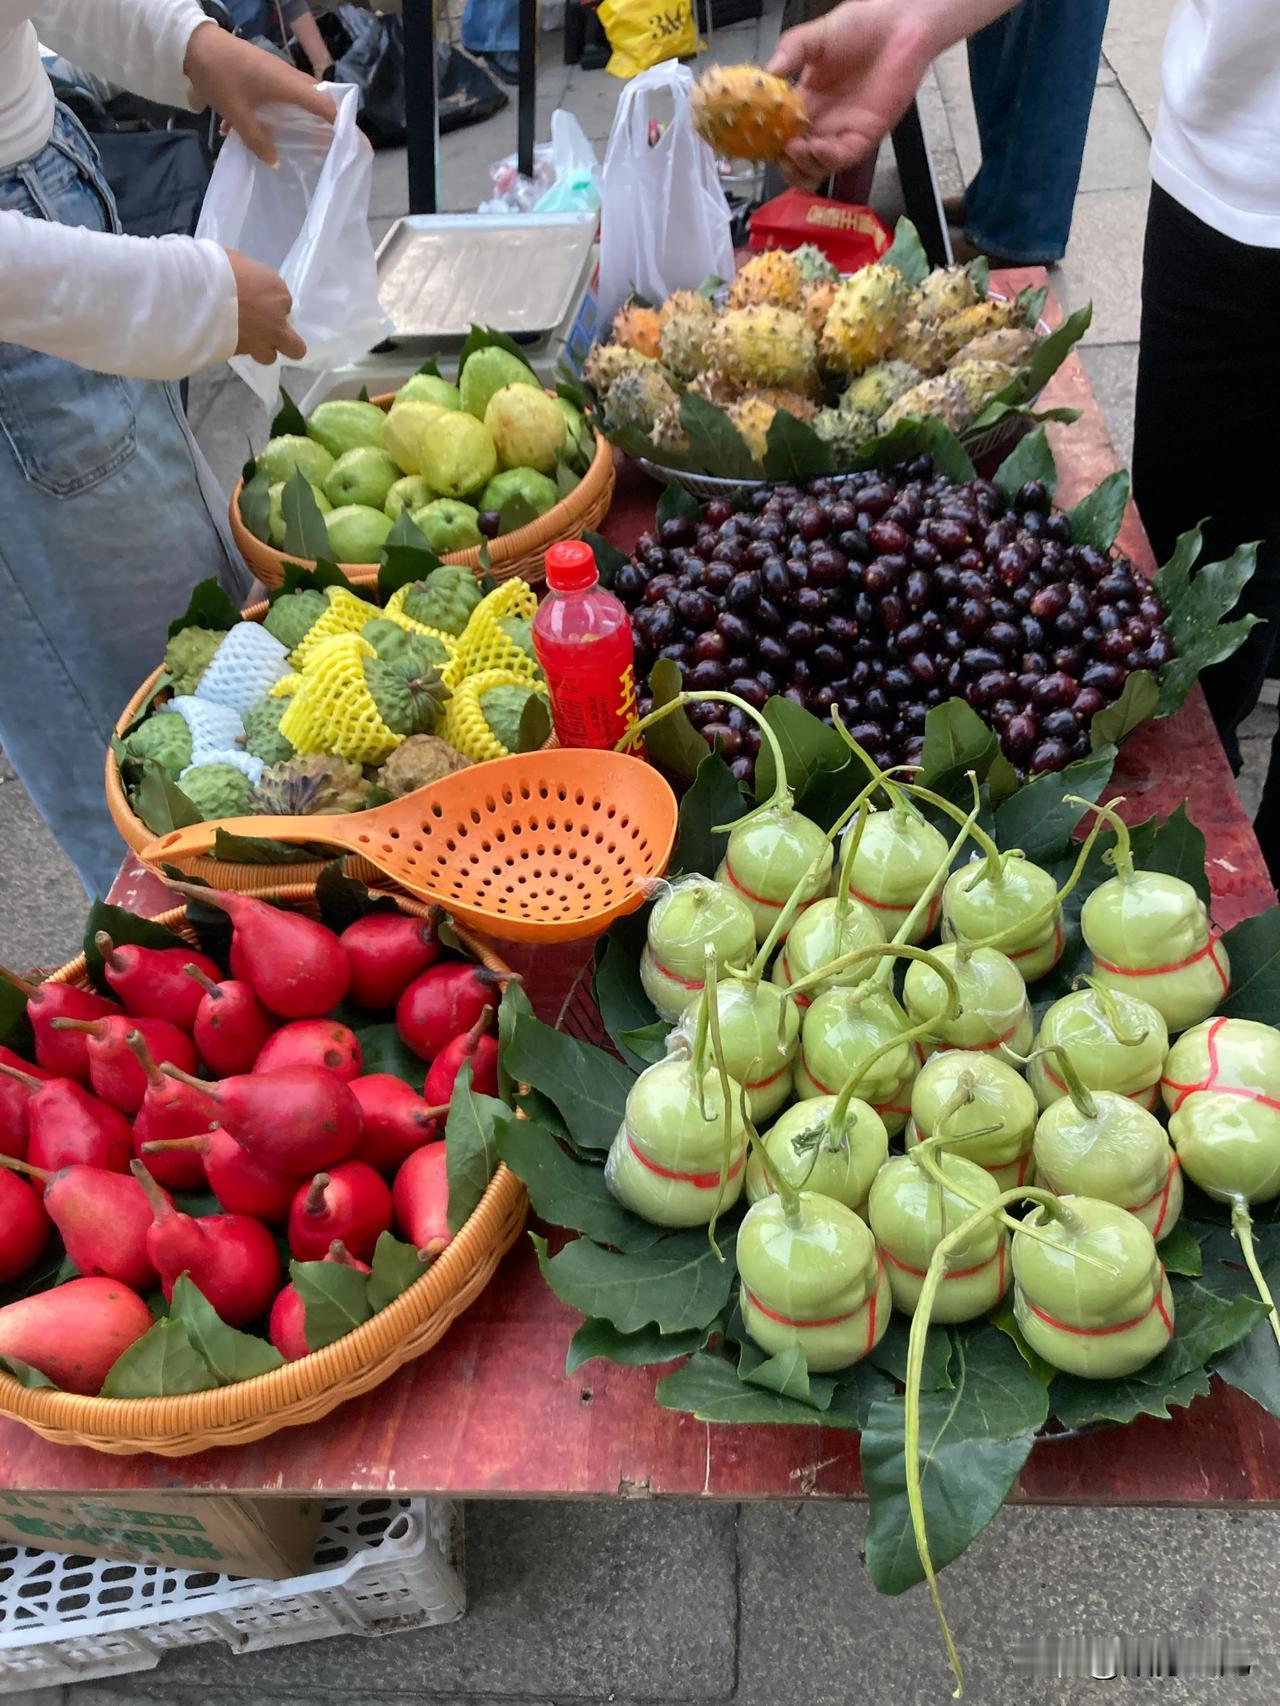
[1080,660,1125,697]
[794,585,827,618]
[756,598,784,633]
[931,564,960,600]
[756,670,780,698]
[865,686,892,722]
[844,720,884,748]
[995,545,1029,589]
[702,722,742,759]
[745,540,774,569]
[808,547,848,588]
[645,573,675,606]
[1004,712,1039,758]
[1097,571,1136,604]
[795,504,830,543]
[1016,480,1049,514]
[659,515,695,547]
[730,677,768,710]
[793,657,815,689]
[863,558,900,596]
[784,619,817,654]
[1044,513,1073,545]
[958,599,989,637]
[729,756,754,783]
[1029,738,1072,773]
[906,652,938,687]
[969,668,1016,707]
[813,643,845,678]
[925,517,970,559]
[716,611,753,650]
[705,499,733,527]
[903,701,929,733]
[1098,630,1131,662]
[883,665,914,699]
[1042,708,1079,741]
[677,589,715,628]
[905,569,931,610]
[725,570,761,610]
[1072,686,1106,718]
[1031,672,1077,709]
[944,659,966,693]
[878,594,906,634]
[686,700,717,729]
[1144,632,1174,668]
[703,562,733,595]
[987,620,1021,655]
[869,518,909,555]
[648,604,677,646]
[687,659,728,691]
[1030,583,1069,621]
[758,635,792,670]
[855,483,894,518]
[911,538,942,572]
[693,631,727,663]
[984,518,1017,554]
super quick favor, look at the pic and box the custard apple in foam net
[181,748,264,787]
[169,696,246,764]
[194,623,290,714]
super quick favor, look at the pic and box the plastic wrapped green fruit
[770,895,885,1009]
[868,1152,1010,1321]
[717,806,833,942]
[902,943,1033,1061]
[842,809,949,944]
[738,1191,889,1372]
[1034,1089,1181,1240]
[604,1054,746,1226]
[907,1051,1037,1190]
[677,975,799,1122]
[640,876,756,1022]
[1083,872,1228,1033]
[943,853,1064,981]
[746,1094,888,1215]
[1029,985,1168,1112]
[797,985,921,1133]
[1013,1196,1174,1378]
[124,711,193,779]
[1163,1017,1280,1204]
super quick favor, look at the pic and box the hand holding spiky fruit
[691,65,808,161]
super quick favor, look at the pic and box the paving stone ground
[4,5,1278,1701]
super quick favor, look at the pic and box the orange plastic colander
[143,750,678,944]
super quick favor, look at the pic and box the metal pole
[517,0,538,179]
[890,100,952,267]
[403,0,439,215]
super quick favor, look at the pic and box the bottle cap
[545,540,598,593]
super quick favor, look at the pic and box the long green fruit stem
[1230,1196,1280,1353]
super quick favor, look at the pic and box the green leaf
[760,411,835,481]
[643,658,711,784]
[271,387,307,438]
[169,1275,283,1383]
[853,418,976,485]
[1219,906,1280,1023]
[581,529,628,592]
[367,1231,430,1311]
[377,512,441,600]
[1154,532,1262,717]
[1068,470,1130,551]
[993,425,1056,504]
[210,830,319,866]
[532,1227,736,1333]
[592,906,662,1073]
[678,392,758,481]
[1157,1220,1203,1277]
[444,1061,506,1235]
[0,980,34,1058]
[0,1356,58,1390]
[496,979,533,1104]
[1140,802,1211,906]
[882,216,929,285]
[497,1116,663,1251]
[1019,303,1091,400]
[993,745,1115,863]
[277,555,366,601]
[862,1326,1049,1594]
[753,695,848,808]
[1089,669,1159,750]
[497,492,540,537]
[867,1317,953,1391]
[238,467,272,547]
[166,578,240,641]
[656,1350,835,1424]
[415,356,442,379]
[502,1010,633,1153]
[83,902,188,995]
[967,256,990,298]
[554,458,580,500]
[291,1256,373,1352]
[674,752,746,876]
[917,697,1000,800]
[131,764,203,839]
[312,861,402,933]
[988,1300,1056,1384]
[280,471,331,561]
[353,1021,424,1085]
[566,1317,710,1374]
[516,693,552,753]
[1017,283,1050,328]
[740,1343,824,1403]
[101,1317,219,1398]
[655,479,703,532]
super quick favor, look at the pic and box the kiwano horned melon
[691,65,808,162]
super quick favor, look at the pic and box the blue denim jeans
[0,107,250,898]
[461,0,519,55]
[962,0,1111,264]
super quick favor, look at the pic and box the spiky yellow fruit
[803,280,839,337]
[952,326,1037,369]
[611,304,662,359]
[727,394,778,463]
[728,250,804,311]
[946,359,1017,418]
[878,368,1014,436]
[604,364,680,434]
[752,388,818,422]
[689,367,741,407]
[691,65,808,162]
[910,266,978,322]
[936,297,1021,361]
[813,407,870,463]
[582,343,657,400]
[890,316,953,376]
[706,306,818,395]
[820,263,912,374]
[659,290,718,381]
[842,359,921,423]
[791,243,839,285]
[651,399,689,460]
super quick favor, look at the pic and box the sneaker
[482,51,522,85]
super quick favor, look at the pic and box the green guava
[419,412,498,499]
[385,474,436,522]
[459,347,540,420]
[268,481,331,548]
[383,401,446,476]
[479,467,560,519]
[398,373,463,411]
[323,447,401,511]
[411,499,484,553]
[258,434,335,487]
[324,504,394,563]
[484,385,567,475]
[306,399,387,458]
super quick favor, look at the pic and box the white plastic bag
[597,62,733,328]
[195,84,392,403]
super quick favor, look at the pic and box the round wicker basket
[230,392,616,589]
[0,891,527,1455]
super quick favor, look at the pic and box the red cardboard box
[748,189,892,274]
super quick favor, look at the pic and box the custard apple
[264,589,328,653]
[496,614,536,661]
[400,566,483,636]
[176,761,256,820]
[241,696,294,766]
[253,754,369,817]
[164,627,223,696]
[361,617,450,673]
[377,734,471,797]
[123,711,193,778]
[479,683,543,752]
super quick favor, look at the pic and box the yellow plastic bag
[597,0,699,80]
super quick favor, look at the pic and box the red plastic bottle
[532,541,641,750]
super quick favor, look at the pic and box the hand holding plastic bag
[195,84,392,403]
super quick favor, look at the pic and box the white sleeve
[32,0,212,112]
[0,211,239,379]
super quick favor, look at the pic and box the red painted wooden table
[2,275,1277,1500]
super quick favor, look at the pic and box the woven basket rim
[0,893,527,1452]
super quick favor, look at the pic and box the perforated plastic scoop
[145,751,678,944]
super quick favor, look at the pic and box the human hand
[184,22,337,165]
[226,249,306,365]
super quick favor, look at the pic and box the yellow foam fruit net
[443,666,549,764]
[290,586,456,673]
[446,580,541,688]
[277,634,407,765]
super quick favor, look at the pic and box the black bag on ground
[321,4,507,147]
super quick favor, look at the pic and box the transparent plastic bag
[195,84,392,403]
[597,63,734,327]
[477,110,600,215]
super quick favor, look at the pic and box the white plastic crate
[0,1498,464,1688]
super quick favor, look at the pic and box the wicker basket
[230,392,616,590]
[0,892,527,1455]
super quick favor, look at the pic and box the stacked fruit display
[0,883,513,1398]
[115,571,550,838]
[238,340,596,563]
[580,220,1087,480]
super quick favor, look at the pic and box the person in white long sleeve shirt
[0,1,334,894]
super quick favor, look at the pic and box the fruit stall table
[1,272,1278,1502]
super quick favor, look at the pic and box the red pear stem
[0,1060,42,1090]
[0,965,38,997]
[0,1155,52,1184]
[328,1239,360,1267]
[160,1063,218,1100]
[183,964,221,997]
[49,1017,106,1036]
[422,1103,450,1120]
[141,1136,204,1154]
[125,1030,164,1087]
[465,1007,494,1048]
[94,932,124,972]
[164,879,231,912]
[129,1159,173,1219]
[304,1174,331,1216]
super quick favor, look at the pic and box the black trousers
[1132,183,1280,884]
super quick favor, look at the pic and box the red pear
[0,1276,153,1394]
[162,1064,361,1175]
[392,1142,452,1255]
[423,1008,499,1106]
[397,963,508,1062]
[164,884,349,1018]
[51,1015,195,1115]
[0,969,121,1084]
[0,1167,50,1280]
[253,1019,362,1081]
[350,1075,447,1174]
[269,1240,371,1361]
[288,1161,392,1261]
[132,1162,280,1326]
[144,1127,299,1222]
[95,932,220,1031]
[0,1064,133,1173]
[127,1033,213,1191]
[184,966,275,1077]
[340,912,440,1010]
[0,1045,50,1163]
[3,1157,161,1290]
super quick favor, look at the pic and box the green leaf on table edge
[966,397,1079,437]
[882,216,929,285]
[993,744,1115,863]
[166,576,241,641]
[237,469,272,552]
[855,417,976,485]
[593,906,663,1073]
[988,1300,1055,1384]
[1019,302,1091,399]
[516,693,552,754]
[967,255,990,299]
[1154,529,1262,717]
[353,1021,424,1086]
[581,529,628,591]
[130,764,203,840]
[496,978,533,1103]
[101,1317,219,1398]
[458,324,539,375]
[280,470,332,562]
[1156,1218,1203,1277]
[1089,670,1158,751]
[82,902,188,995]
[1218,906,1280,1023]
[739,1343,828,1404]
[270,387,307,439]
[1017,283,1050,328]
[292,1255,373,1352]
[502,1010,632,1152]
[639,658,708,785]
[752,695,849,812]
[211,829,321,866]
[566,1317,711,1374]
[169,1275,283,1383]
[0,1356,58,1390]
[657,1347,891,1429]
[760,410,835,482]
[862,1325,1049,1595]
[532,1226,736,1334]
[444,1060,506,1235]
[368,1231,430,1312]
[1069,469,1130,551]
[497,1116,663,1252]
[674,752,746,875]
[678,392,759,481]
[313,861,404,932]
[993,424,1057,505]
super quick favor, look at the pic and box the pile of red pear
[0,892,502,1395]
